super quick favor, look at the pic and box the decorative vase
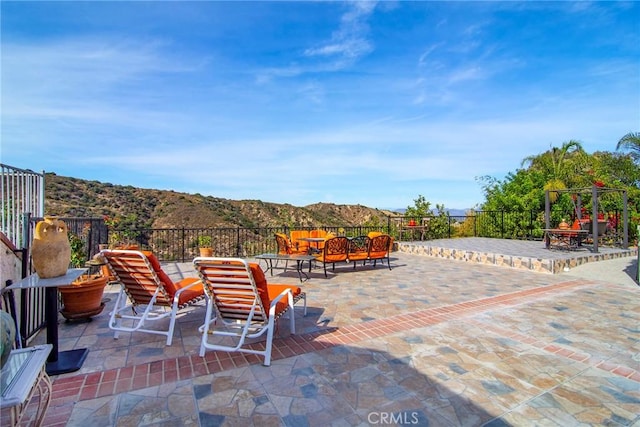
[31,217,72,278]
[0,309,16,368]
[59,275,108,321]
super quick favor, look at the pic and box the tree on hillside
[404,195,449,239]
[616,132,640,164]
[404,195,432,220]
[521,140,587,202]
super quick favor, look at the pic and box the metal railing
[93,209,630,262]
[0,164,45,249]
[1,164,46,347]
[108,211,543,262]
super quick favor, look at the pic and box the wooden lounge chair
[315,236,349,277]
[101,249,205,345]
[193,257,306,366]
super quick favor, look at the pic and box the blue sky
[1,1,638,210]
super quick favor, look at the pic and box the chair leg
[288,294,295,334]
[109,289,128,339]
[166,304,179,346]
[264,316,275,366]
[199,301,216,357]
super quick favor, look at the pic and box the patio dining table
[255,253,316,282]
[543,228,589,250]
[295,237,326,254]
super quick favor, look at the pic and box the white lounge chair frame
[102,249,203,346]
[193,257,306,366]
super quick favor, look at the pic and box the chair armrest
[268,288,293,317]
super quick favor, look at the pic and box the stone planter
[59,275,108,321]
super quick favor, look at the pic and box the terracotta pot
[59,275,108,320]
[199,247,214,257]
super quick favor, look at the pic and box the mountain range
[44,173,403,229]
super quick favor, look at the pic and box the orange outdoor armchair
[368,234,393,269]
[315,236,349,277]
[290,230,310,254]
[347,235,370,268]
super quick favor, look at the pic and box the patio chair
[192,257,306,366]
[315,236,349,277]
[347,235,370,268]
[290,230,310,254]
[368,234,393,269]
[101,249,205,345]
[275,232,307,256]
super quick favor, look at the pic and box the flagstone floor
[16,241,640,426]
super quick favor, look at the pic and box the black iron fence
[27,209,628,264]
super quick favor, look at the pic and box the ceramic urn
[31,217,72,278]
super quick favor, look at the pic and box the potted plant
[198,235,213,257]
[58,228,108,321]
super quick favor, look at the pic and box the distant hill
[44,173,400,229]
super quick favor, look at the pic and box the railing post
[21,213,31,278]
[86,222,93,261]
[474,211,477,237]
[529,210,534,240]
[181,227,186,262]
[501,210,505,239]
[236,227,242,257]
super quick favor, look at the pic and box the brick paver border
[40,278,639,426]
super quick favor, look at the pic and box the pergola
[545,185,629,252]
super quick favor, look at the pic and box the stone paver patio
[13,239,640,426]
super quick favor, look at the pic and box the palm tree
[521,140,586,202]
[616,132,640,163]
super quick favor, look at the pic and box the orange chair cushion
[290,230,310,253]
[317,253,348,263]
[367,231,383,238]
[249,263,300,316]
[348,252,368,262]
[172,277,204,305]
[143,251,203,302]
